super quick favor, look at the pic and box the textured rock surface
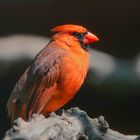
[3,108,139,140]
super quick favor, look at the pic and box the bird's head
[51,24,99,50]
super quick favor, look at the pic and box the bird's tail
[7,97,27,123]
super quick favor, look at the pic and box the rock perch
[3,108,139,140]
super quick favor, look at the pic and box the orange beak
[83,31,99,45]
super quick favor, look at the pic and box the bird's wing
[7,43,68,121]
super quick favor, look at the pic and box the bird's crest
[51,24,87,33]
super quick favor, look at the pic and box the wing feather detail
[7,43,67,121]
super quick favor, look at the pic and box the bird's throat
[79,39,89,51]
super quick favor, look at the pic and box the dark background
[0,0,140,139]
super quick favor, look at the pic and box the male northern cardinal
[7,24,99,122]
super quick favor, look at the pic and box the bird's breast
[58,51,89,98]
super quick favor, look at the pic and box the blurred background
[0,0,140,138]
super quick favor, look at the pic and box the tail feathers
[7,97,27,123]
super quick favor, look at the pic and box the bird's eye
[73,32,81,36]
[72,32,84,40]
[72,31,87,39]
[72,31,88,51]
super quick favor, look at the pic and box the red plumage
[7,24,99,122]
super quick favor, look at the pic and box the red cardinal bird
[7,24,99,122]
